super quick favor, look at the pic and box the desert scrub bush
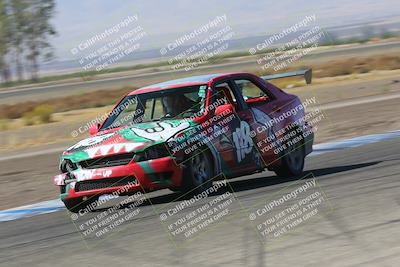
[0,86,136,120]
[23,111,36,126]
[32,104,54,123]
[22,104,54,125]
[0,101,37,119]
[0,119,10,131]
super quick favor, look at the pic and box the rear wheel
[274,132,305,177]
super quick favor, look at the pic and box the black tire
[181,150,214,194]
[63,196,98,214]
[274,131,305,178]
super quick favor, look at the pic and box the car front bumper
[54,157,183,201]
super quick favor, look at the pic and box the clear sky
[52,0,400,60]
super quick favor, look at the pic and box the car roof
[128,73,241,95]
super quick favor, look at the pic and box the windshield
[101,85,208,130]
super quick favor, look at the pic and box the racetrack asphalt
[1,137,399,267]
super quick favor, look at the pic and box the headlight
[60,159,78,173]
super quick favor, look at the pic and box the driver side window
[213,82,237,107]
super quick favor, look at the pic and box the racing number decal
[131,121,190,141]
[144,123,165,133]
[232,121,253,162]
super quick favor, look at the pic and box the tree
[0,0,11,83]
[25,0,56,81]
[10,0,29,81]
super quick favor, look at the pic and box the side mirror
[214,104,234,116]
[89,124,100,136]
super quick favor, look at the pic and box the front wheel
[274,135,305,178]
[181,151,214,194]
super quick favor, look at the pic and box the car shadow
[222,161,381,194]
[94,161,380,212]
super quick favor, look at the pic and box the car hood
[62,120,192,163]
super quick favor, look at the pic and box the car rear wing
[261,69,312,84]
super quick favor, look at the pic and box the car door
[210,79,264,177]
[230,75,281,169]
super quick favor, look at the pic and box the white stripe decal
[1,130,399,222]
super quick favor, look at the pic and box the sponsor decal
[73,169,96,181]
[71,169,114,182]
[102,170,112,178]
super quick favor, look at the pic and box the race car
[54,70,314,213]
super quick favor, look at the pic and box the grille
[79,153,135,169]
[75,176,138,192]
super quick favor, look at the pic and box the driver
[162,94,196,117]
